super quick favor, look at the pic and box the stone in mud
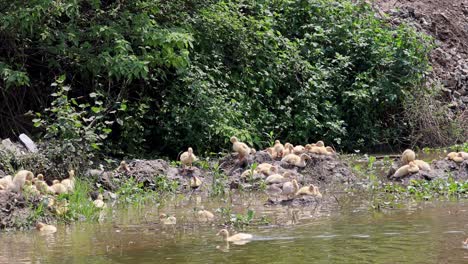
[0,190,50,230]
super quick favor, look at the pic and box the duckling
[447,152,458,160]
[35,174,52,195]
[325,146,335,155]
[36,222,57,234]
[23,180,40,196]
[266,147,278,159]
[274,140,285,158]
[392,161,419,178]
[217,229,253,242]
[50,180,68,194]
[180,147,198,172]
[0,175,12,190]
[8,170,34,193]
[230,136,251,162]
[265,173,285,184]
[190,175,202,188]
[283,143,294,155]
[250,148,256,155]
[254,163,275,175]
[197,209,215,222]
[306,144,321,154]
[93,194,106,208]
[282,179,300,199]
[281,153,311,167]
[52,199,69,215]
[241,168,255,179]
[295,184,322,198]
[61,170,75,193]
[459,152,468,160]
[413,160,431,171]
[293,145,305,155]
[401,149,416,165]
[117,161,131,173]
[316,141,325,147]
[160,213,177,225]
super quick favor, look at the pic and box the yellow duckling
[266,147,278,159]
[282,179,300,199]
[23,180,40,196]
[281,153,311,167]
[306,143,321,154]
[265,173,285,184]
[217,229,253,242]
[254,163,274,175]
[190,175,202,188]
[325,146,335,155]
[117,161,131,173]
[50,180,68,194]
[293,145,306,155]
[316,141,325,147]
[447,152,467,163]
[413,160,431,171]
[295,184,322,198]
[36,222,57,233]
[273,140,285,158]
[180,147,198,172]
[393,161,419,178]
[460,151,468,160]
[35,174,52,195]
[197,209,215,222]
[230,136,251,162]
[283,143,294,155]
[8,170,34,193]
[160,213,177,225]
[93,194,106,208]
[61,170,75,193]
[0,175,12,190]
[401,149,416,165]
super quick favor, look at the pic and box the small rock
[18,134,38,153]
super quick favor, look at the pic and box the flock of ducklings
[180,137,335,201]
[0,168,107,234]
[392,149,468,178]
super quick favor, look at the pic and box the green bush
[0,0,432,156]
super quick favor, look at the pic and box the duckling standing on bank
[282,179,300,199]
[392,161,419,178]
[283,143,294,155]
[36,222,57,234]
[180,147,198,173]
[34,174,52,195]
[61,170,75,193]
[93,194,106,208]
[23,180,40,196]
[401,149,416,165]
[8,170,34,193]
[274,140,285,158]
[217,229,253,243]
[413,160,431,171]
[50,180,68,194]
[230,136,251,163]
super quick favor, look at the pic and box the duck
[93,194,106,208]
[61,170,75,193]
[295,184,322,198]
[265,173,285,184]
[273,140,285,158]
[8,170,34,193]
[190,175,202,188]
[282,179,300,199]
[293,145,305,155]
[50,180,68,194]
[254,163,275,175]
[36,222,57,233]
[180,147,198,172]
[34,174,52,195]
[230,136,251,162]
[401,149,416,165]
[283,143,294,155]
[160,213,177,225]
[281,153,311,167]
[0,175,12,190]
[392,161,419,178]
[197,209,215,222]
[117,161,131,173]
[217,229,253,242]
[413,159,431,171]
[23,180,40,195]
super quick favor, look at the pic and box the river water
[1,192,467,264]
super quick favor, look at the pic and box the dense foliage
[0,0,432,157]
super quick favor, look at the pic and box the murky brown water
[1,192,468,264]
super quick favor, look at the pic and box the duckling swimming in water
[160,213,177,225]
[230,136,251,163]
[295,184,322,198]
[180,147,198,172]
[217,229,253,243]
[36,222,57,234]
